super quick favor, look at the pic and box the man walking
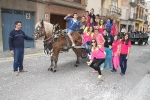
[64,13,80,46]
[9,21,34,76]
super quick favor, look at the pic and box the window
[74,0,81,3]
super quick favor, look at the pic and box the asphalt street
[0,43,150,100]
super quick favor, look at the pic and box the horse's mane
[35,20,53,36]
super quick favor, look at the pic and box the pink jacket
[83,32,94,45]
[111,23,117,36]
[98,25,105,34]
[91,46,106,61]
[93,34,105,45]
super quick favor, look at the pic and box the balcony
[144,21,148,25]
[136,14,144,21]
[128,12,136,21]
[109,5,122,17]
[130,0,138,7]
[137,0,147,8]
[99,7,110,17]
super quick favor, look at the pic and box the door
[50,14,66,29]
[1,8,34,51]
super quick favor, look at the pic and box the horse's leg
[73,48,81,67]
[48,54,54,71]
[53,50,59,72]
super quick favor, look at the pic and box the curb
[0,53,44,62]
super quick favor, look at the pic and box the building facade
[99,0,122,32]
[119,0,147,33]
[0,0,86,51]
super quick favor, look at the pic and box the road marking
[0,53,44,62]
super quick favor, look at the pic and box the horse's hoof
[48,68,53,71]
[74,64,78,67]
[53,70,56,72]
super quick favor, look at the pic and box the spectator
[83,26,94,59]
[120,33,131,76]
[112,35,121,72]
[111,20,117,37]
[106,18,113,34]
[102,29,114,72]
[85,11,90,24]
[87,39,106,78]
[79,16,86,34]
[9,21,34,76]
[98,20,105,34]
[89,8,95,21]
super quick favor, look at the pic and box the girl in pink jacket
[83,26,94,58]
[87,39,106,78]
[112,35,121,71]
[98,20,105,34]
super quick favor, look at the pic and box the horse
[32,20,84,72]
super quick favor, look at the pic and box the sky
[146,0,150,1]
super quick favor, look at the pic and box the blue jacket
[106,22,113,32]
[9,29,33,50]
[65,18,80,31]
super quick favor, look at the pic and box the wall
[0,0,38,51]
[86,0,101,14]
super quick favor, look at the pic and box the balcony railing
[130,0,138,7]
[99,7,109,17]
[144,21,148,25]
[129,12,136,20]
[137,0,147,7]
[110,5,122,16]
[136,14,144,21]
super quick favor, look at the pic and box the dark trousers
[84,41,91,55]
[120,54,127,74]
[90,58,105,75]
[13,47,24,71]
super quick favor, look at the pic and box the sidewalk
[0,48,43,59]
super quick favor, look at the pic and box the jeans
[104,47,113,70]
[120,54,127,74]
[90,58,105,75]
[13,47,24,71]
[84,41,91,55]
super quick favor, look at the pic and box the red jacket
[111,23,117,36]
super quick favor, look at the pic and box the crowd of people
[64,8,131,79]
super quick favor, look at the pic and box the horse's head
[32,20,46,40]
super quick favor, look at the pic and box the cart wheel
[81,49,88,58]
[131,41,135,44]
[138,39,143,45]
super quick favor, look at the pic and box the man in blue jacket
[9,21,34,76]
[64,13,80,46]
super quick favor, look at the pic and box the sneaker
[100,67,104,70]
[72,43,75,46]
[98,75,102,78]
[14,71,19,76]
[20,69,28,72]
[92,70,98,73]
[88,54,91,59]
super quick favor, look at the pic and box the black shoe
[111,70,115,72]
[120,72,125,76]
